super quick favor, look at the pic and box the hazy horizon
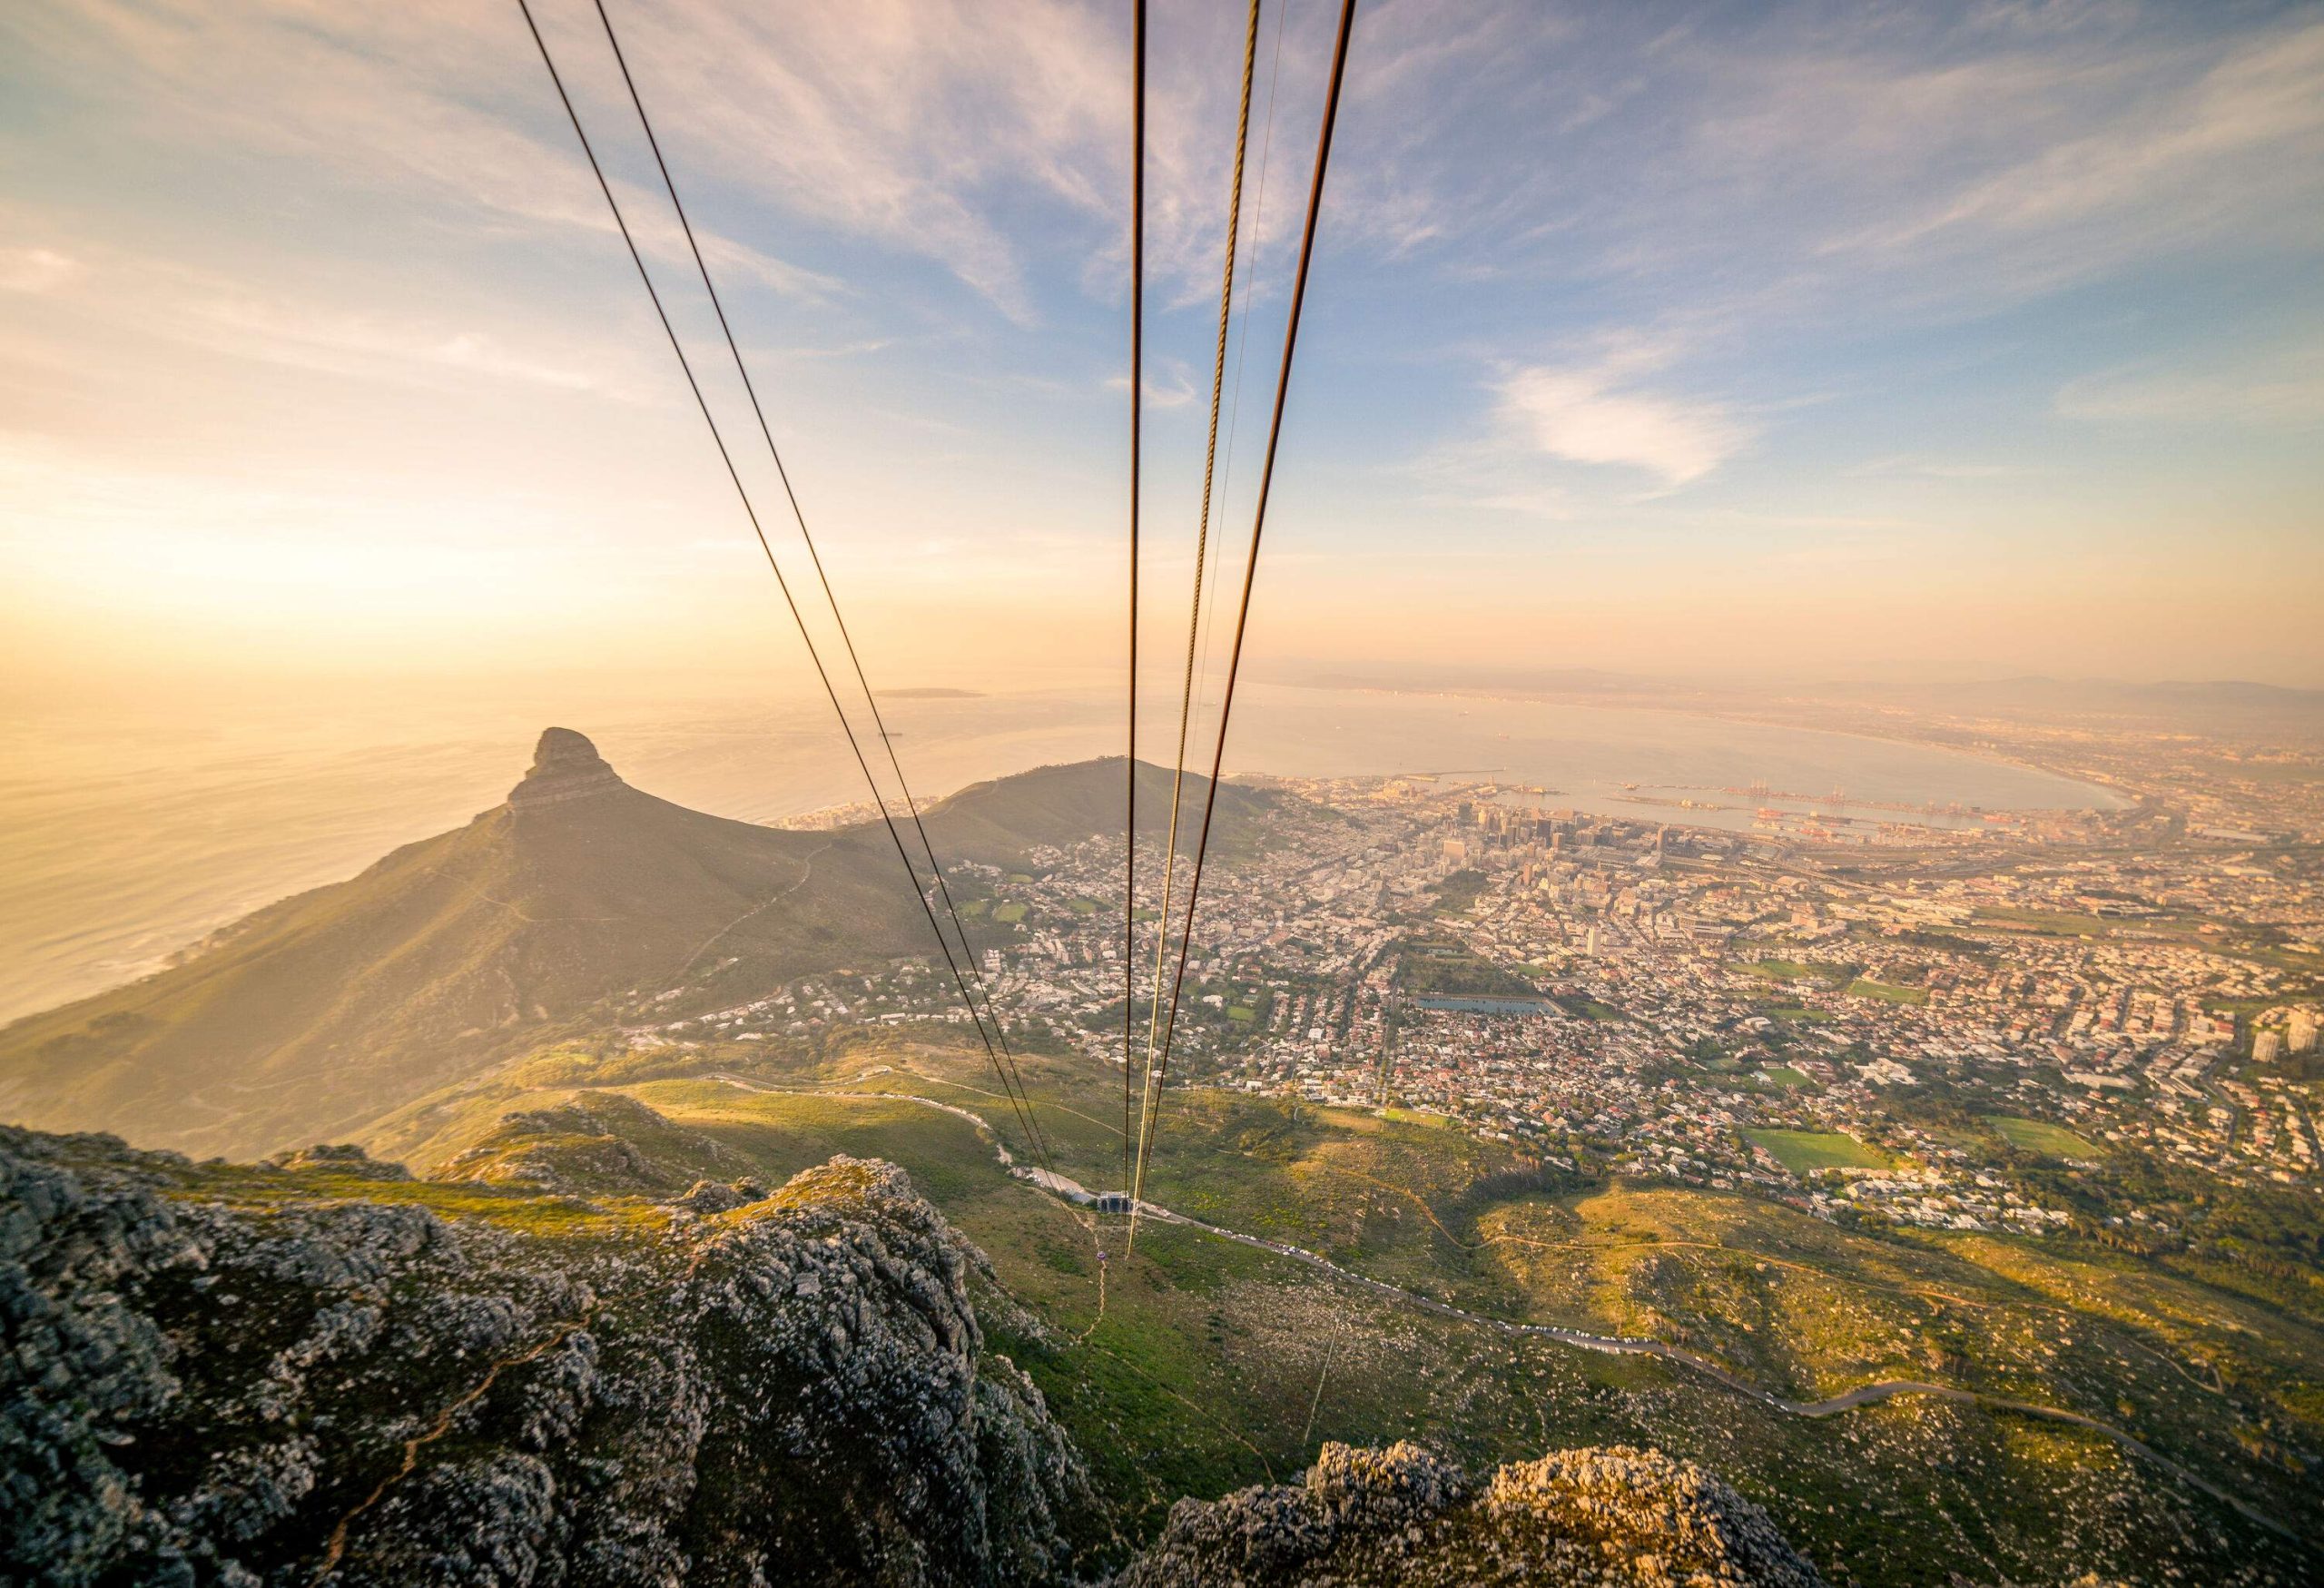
[0,678,2132,1027]
[5,0,2323,714]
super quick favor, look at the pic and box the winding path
[696,1074,2301,1546]
[675,841,833,979]
[1137,1209,2297,1543]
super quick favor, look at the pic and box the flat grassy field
[1986,1114,2102,1159]
[1846,978,1929,1005]
[1744,1127,1891,1171]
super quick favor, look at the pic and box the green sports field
[1987,1114,2101,1159]
[1743,1127,1892,1171]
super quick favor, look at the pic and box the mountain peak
[508,726,626,807]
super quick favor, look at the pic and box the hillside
[0,729,929,1159]
[312,1036,2317,1584]
[0,735,1265,1162]
[923,754,1277,868]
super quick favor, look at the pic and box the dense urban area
[644,709,2324,1254]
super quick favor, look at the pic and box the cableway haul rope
[1137,0,1263,1204]
[1122,0,1148,1198]
[1128,0,1361,1251]
[1195,0,1289,697]
[514,0,1058,1186]
[590,0,1037,1132]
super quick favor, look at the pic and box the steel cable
[1136,0,1263,1191]
[1128,0,1359,1246]
[584,0,1058,1178]
[513,0,1059,1183]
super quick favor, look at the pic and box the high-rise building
[2253,1030,2285,1064]
[2290,1009,2319,1054]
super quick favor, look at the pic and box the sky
[4,0,2322,719]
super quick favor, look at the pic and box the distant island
[879,686,985,699]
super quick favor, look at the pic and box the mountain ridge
[0,730,1273,1160]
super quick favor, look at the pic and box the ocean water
[0,684,2119,1025]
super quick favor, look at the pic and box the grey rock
[265,1143,414,1181]
[0,1128,1093,1588]
[1115,1439,1824,1588]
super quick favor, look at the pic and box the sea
[0,683,2122,1025]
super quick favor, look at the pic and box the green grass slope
[356,1032,2320,1583]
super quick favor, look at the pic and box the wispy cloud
[1103,364,1197,409]
[1824,19,2324,291]
[5,1,837,303]
[1851,455,2047,480]
[2057,340,2324,427]
[751,338,900,363]
[5,0,2320,686]
[5,225,640,399]
[192,295,617,394]
[605,0,1122,318]
[1497,360,1748,488]
[1307,5,2324,333]
[0,247,80,294]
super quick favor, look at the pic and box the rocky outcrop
[265,1141,414,1179]
[671,1175,768,1213]
[505,726,627,808]
[0,1126,1092,1587]
[1116,1439,1823,1588]
[437,1092,734,1196]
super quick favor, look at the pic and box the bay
[0,683,2121,1024]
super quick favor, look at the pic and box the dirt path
[1142,1204,2299,1544]
[688,1072,2298,1547]
[676,841,833,978]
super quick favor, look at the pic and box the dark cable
[1129,0,1359,1234]
[512,0,1058,1180]
[1195,0,1288,702]
[1137,0,1261,1174]
[584,0,1059,1173]
[1122,0,1147,1196]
